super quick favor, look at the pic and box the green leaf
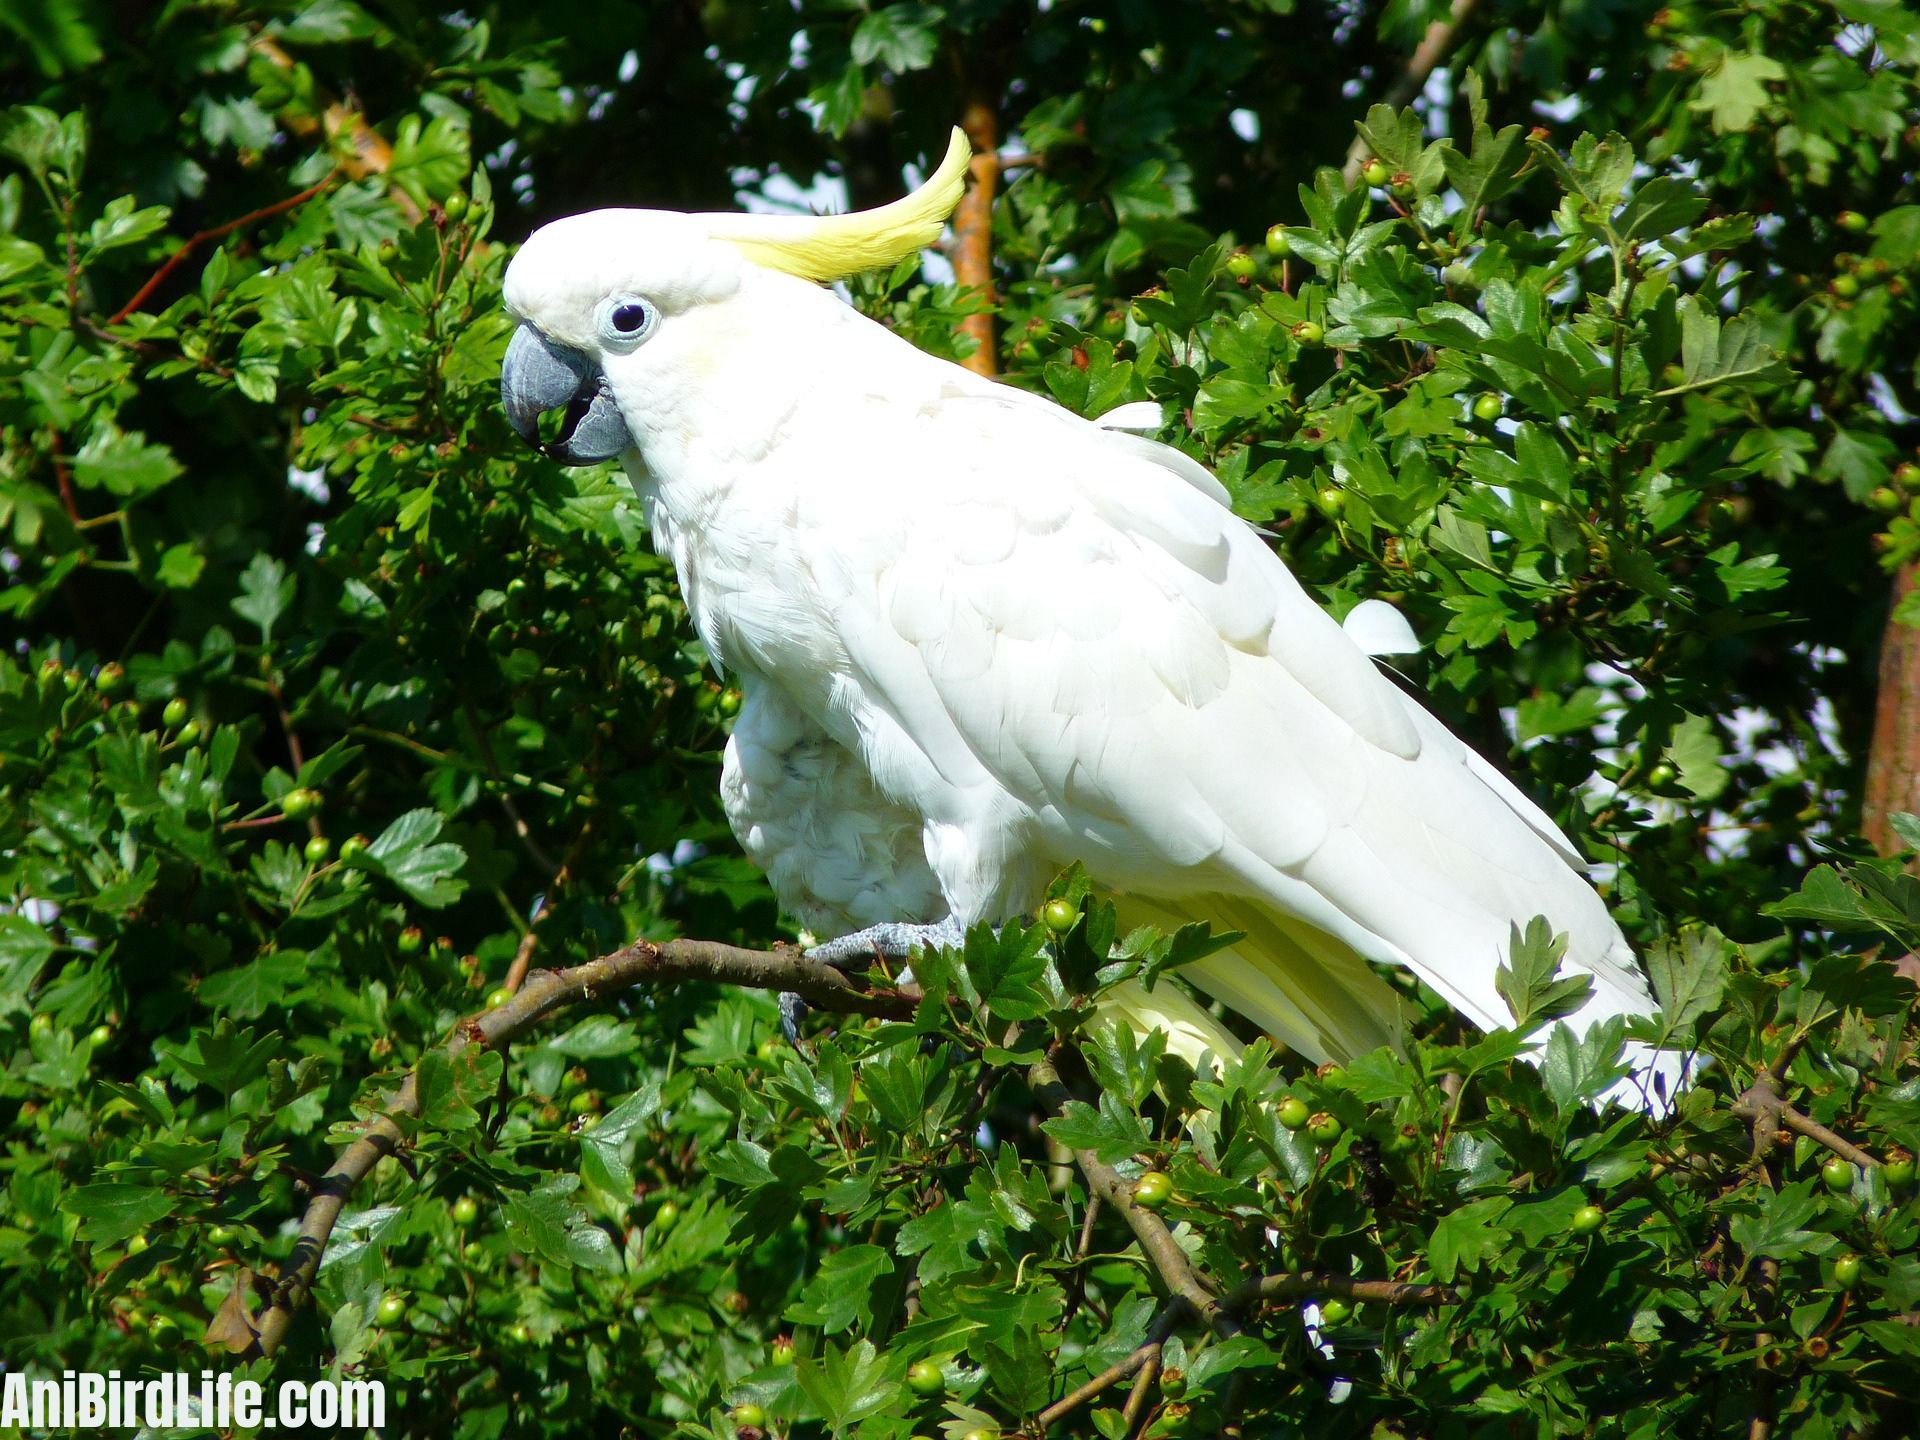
[579,1082,661,1197]
[1647,930,1729,1032]
[415,1046,503,1131]
[850,5,942,72]
[232,552,295,643]
[1428,1197,1513,1282]
[1495,917,1593,1032]
[1691,51,1786,133]
[364,808,468,908]
[73,427,181,497]
[60,1183,173,1245]
[794,1339,901,1430]
[786,1244,893,1333]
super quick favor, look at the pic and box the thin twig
[1219,1270,1457,1310]
[233,937,914,1357]
[1039,1303,1184,1429]
[107,179,334,325]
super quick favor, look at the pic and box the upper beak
[500,323,634,465]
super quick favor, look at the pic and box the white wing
[779,376,1657,1068]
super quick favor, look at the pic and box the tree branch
[231,937,914,1357]
[1029,1057,1238,1337]
[1341,0,1483,185]
[952,97,1001,376]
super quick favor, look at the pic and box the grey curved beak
[500,324,633,465]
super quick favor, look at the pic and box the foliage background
[2,1,1919,1436]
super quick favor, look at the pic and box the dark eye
[611,302,649,334]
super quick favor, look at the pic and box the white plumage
[499,142,1683,1110]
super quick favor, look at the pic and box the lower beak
[500,324,634,465]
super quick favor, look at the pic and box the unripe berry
[1042,898,1078,934]
[162,697,189,728]
[1822,1156,1854,1193]
[1571,1204,1606,1235]
[1131,1170,1174,1208]
[1264,224,1292,256]
[1276,1096,1310,1130]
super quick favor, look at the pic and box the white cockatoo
[499,130,1683,1110]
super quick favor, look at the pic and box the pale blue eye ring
[596,295,658,350]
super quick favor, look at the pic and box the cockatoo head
[499,129,972,465]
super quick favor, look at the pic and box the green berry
[1156,1404,1193,1435]
[1883,1154,1914,1187]
[1264,224,1292,257]
[1042,897,1078,934]
[1472,394,1503,422]
[1893,462,1920,494]
[1645,762,1678,790]
[1307,1112,1343,1145]
[1571,1204,1606,1235]
[1132,1170,1174,1208]
[1832,1253,1861,1290]
[28,1012,52,1037]
[1362,159,1389,187]
[653,1200,682,1231]
[1292,320,1324,345]
[443,190,469,221]
[338,835,369,861]
[905,1359,945,1396]
[451,1195,479,1225]
[281,787,323,819]
[723,1289,751,1316]
[960,1430,997,1440]
[730,1404,767,1429]
[1837,210,1869,233]
[484,987,512,1010]
[567,1089,600,1114]
[1822,1156,1854,1193]
[94,663,127,695]
[1158,1366,1187,1399]
[176,719,203,745]
[125,1233,149,1255]
[88,1023,113,1047]
[1226,252,1259,280]
[1831,274,1861,299]
[397,926,424,955]
[304,835,332,864]
[206,1223,238,1245]
[755,1036,783,1061]
[1868,486,1903,516]
[1318,1297,1352,1325]
[1276,1096,1310,1130]
[770,1336,796,1366]
[162,698,188,728]
[507,1321,534,1344]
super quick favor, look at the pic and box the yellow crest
[703,128,971,282]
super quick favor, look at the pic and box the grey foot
[781,919,968,1042]
[803,917,966,969]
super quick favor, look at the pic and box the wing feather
[787,382,1652,1064]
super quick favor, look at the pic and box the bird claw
[781,919,967,1041]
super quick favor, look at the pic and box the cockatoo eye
[596,295,658,351]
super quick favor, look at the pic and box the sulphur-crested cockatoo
[499,129,1683,1110]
